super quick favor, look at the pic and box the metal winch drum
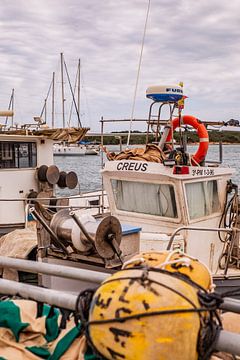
[50,209,122,260]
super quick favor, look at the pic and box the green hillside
[85,130,240,145]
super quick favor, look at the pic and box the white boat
[1,84,240,297]
[53,142,100,156]
[17,84,238,296]
[0,122,88,235]
[1,85,240,359]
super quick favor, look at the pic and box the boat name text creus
[116,161,148,172]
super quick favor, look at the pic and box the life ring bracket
[166,115,209,166]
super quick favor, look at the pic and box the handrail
[0,256,109,283]
[0,192,106,202]
[167,226,236,250]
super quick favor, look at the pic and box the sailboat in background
[39,53,100,156]
[53,140,100,156]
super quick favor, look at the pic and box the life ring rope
[166,115,209,165]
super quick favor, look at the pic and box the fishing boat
[3,83,234,296]
[0,83,239,295]
[0,111,89,235]
[1,86,240,359]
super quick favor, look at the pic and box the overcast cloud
[0,0,240,131]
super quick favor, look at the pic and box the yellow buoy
[88,267,206,360]
[123,250,213,291]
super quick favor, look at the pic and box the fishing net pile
[0,299,93,360]
[1,127,89,144]
[103,143,166,163]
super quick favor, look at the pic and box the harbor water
[54,144,240,195]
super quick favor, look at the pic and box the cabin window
[185,180,220,219]
[111,180,178,218]
[0,142,37,169]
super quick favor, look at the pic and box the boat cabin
[99,84,239,275]
[0,126,88,233]
[102,161,234,272]
[0,133,53,231]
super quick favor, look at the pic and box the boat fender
[166,115,209,165]
[37,164,60,185]
[46,165,60,185]
[66,171,78,189]
[37,165,48,182]
[57,171,67,188]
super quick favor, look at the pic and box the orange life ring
[165,115,209,165]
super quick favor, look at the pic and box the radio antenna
[127,0,151,147]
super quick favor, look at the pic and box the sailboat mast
[77,59,80,117]
[5,88,14,127]
[11,88,14,127]
[52,72,55,128]
[60,52,65,128]
[44,99,47,123]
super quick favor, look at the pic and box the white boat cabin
[102,160,234,273]
[0,134,53,230]
[0,126,88,233]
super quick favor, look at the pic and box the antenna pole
[60,52,65,128]
[77,59,81,118]
[127,0,151,146]
[52,72,55,128]
[11,88,14,127]
[5,89,14,127]
[44,99,47,123]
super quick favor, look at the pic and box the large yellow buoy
[88,267,207,360]
[123,250,213,291]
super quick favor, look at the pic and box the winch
[31,206,140,269]
[50,210,122,258]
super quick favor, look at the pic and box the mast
[63,59,82,128]
[5,88,14,127]
[60,52,65,128]
[77,59,81,119]
[52,72,55,128]
[11,88,14,127]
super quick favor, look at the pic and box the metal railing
[167,226,236,250]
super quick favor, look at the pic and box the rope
[67,62,79,128]
[126,0,151,147]
[40,78,54,119]
[63,59,82,128]
[218,185,239,272]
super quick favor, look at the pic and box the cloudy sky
[0,0,240,132]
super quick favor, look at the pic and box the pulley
[95,216,122,260]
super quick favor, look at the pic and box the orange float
[166,115,209,165]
